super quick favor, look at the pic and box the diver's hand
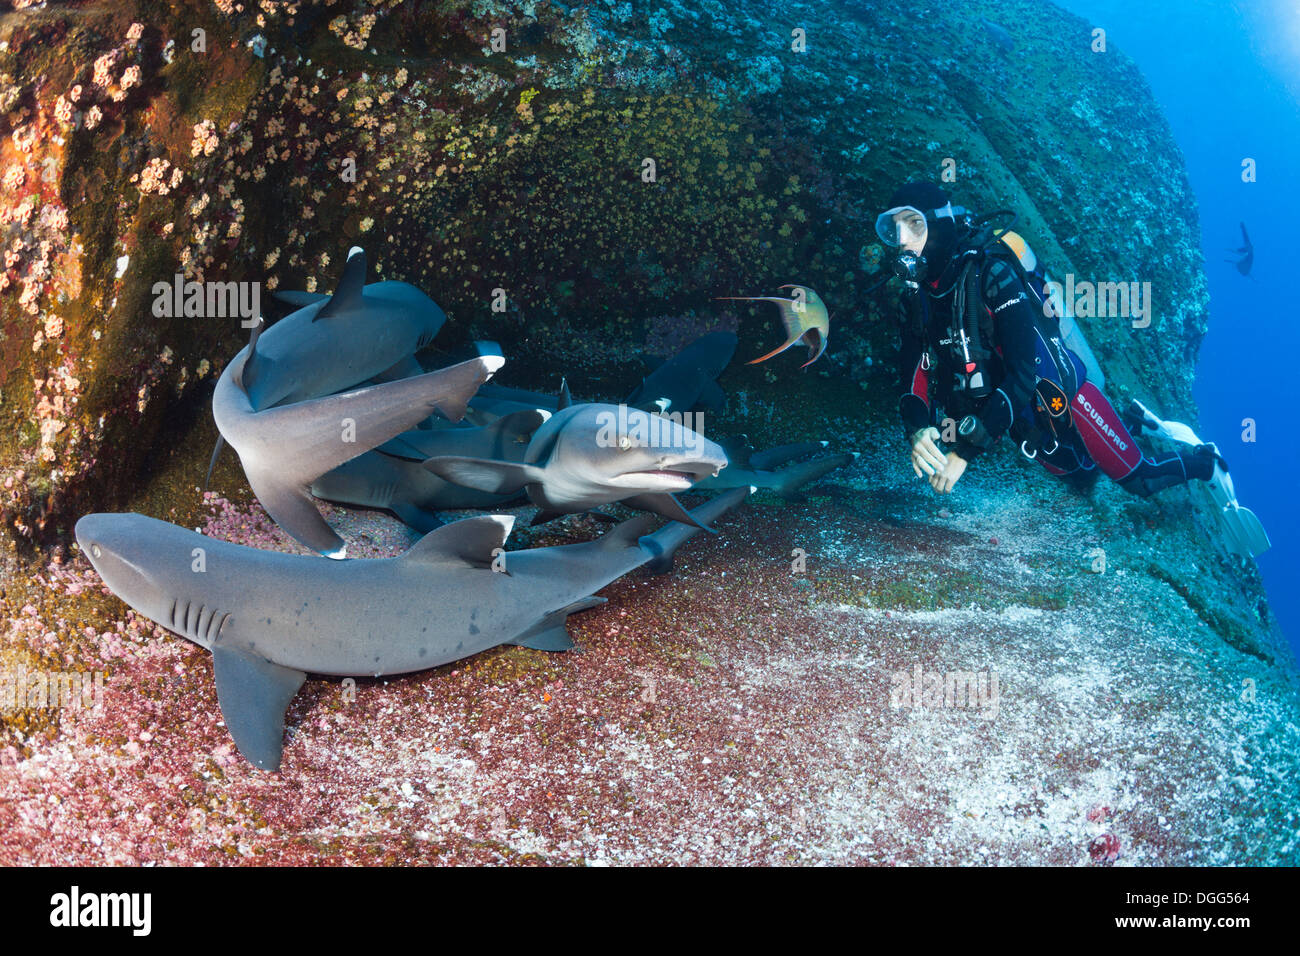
[929,453,968,494]
[910,427,949,477]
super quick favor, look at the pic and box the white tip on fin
[347,246,364,260]
[324,546,347,560]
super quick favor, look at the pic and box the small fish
[1226,221,1253,276]
[715,284,829,368]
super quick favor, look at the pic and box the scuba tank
[988,228,1106,388]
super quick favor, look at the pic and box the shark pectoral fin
[773,453,855,500]
[246,468,346,557]
[622,492,714,532]
[272,291,330,308]
[314,247,366,321]
[211,645,306,772]
[529,508,565,527]
[696,380,726,411]
[422,456,542,494]
[389,502,445,534]
[509,597,608,652]
[749,441,826,471]
[371,354,425,384]
[402,513,514,568]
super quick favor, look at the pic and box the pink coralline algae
[1089,833,1122,864]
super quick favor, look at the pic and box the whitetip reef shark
[247,246,447,411]
[625,330,737,413]
[310,409,549,531]
[423,400,729,529]
[212,335,502,558]
[75,488,750,771]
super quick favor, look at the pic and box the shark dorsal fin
[314,246,366,322]
[557,377,572,410]
[402,514,514,568]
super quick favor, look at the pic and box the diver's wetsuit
[896,255,1213,496]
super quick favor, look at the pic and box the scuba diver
[875,182,1227,502]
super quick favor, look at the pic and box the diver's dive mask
[874,202,967,247]
[874,201,968,290]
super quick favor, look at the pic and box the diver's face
[893,209,927,255]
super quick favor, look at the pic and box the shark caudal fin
[211,644,306,772]
[636,486,750,574]
[314,246,367,322]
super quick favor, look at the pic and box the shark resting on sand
[75,488,750,771]
[212,330,501,558]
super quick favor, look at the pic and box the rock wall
[0,0,1272,654]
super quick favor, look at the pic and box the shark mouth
[615,463,721,490]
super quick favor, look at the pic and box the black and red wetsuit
[896,255,1211,496]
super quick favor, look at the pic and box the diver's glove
[910,426,949,478]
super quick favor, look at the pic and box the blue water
[1048,0,1298,654]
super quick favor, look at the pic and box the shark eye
[90,544,102,559]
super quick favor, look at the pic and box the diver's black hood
[886,182,957,280]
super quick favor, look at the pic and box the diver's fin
[211,645,306,772]
[1205,459,1271,558]
[401,514,513,569]
[622,492,714,531]
[272,291,330,309]
[508,597,607,652]
[245,468,347,558]
[389,502,444,535]
[204,434,225,491]
[315,246,366,321]
[421,456,545,495]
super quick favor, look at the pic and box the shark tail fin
[637,487,750,574]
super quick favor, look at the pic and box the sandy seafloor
[1,401,1297,867]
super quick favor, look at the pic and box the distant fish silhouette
[982,18,1015,54]
[1226,221,1253,276]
